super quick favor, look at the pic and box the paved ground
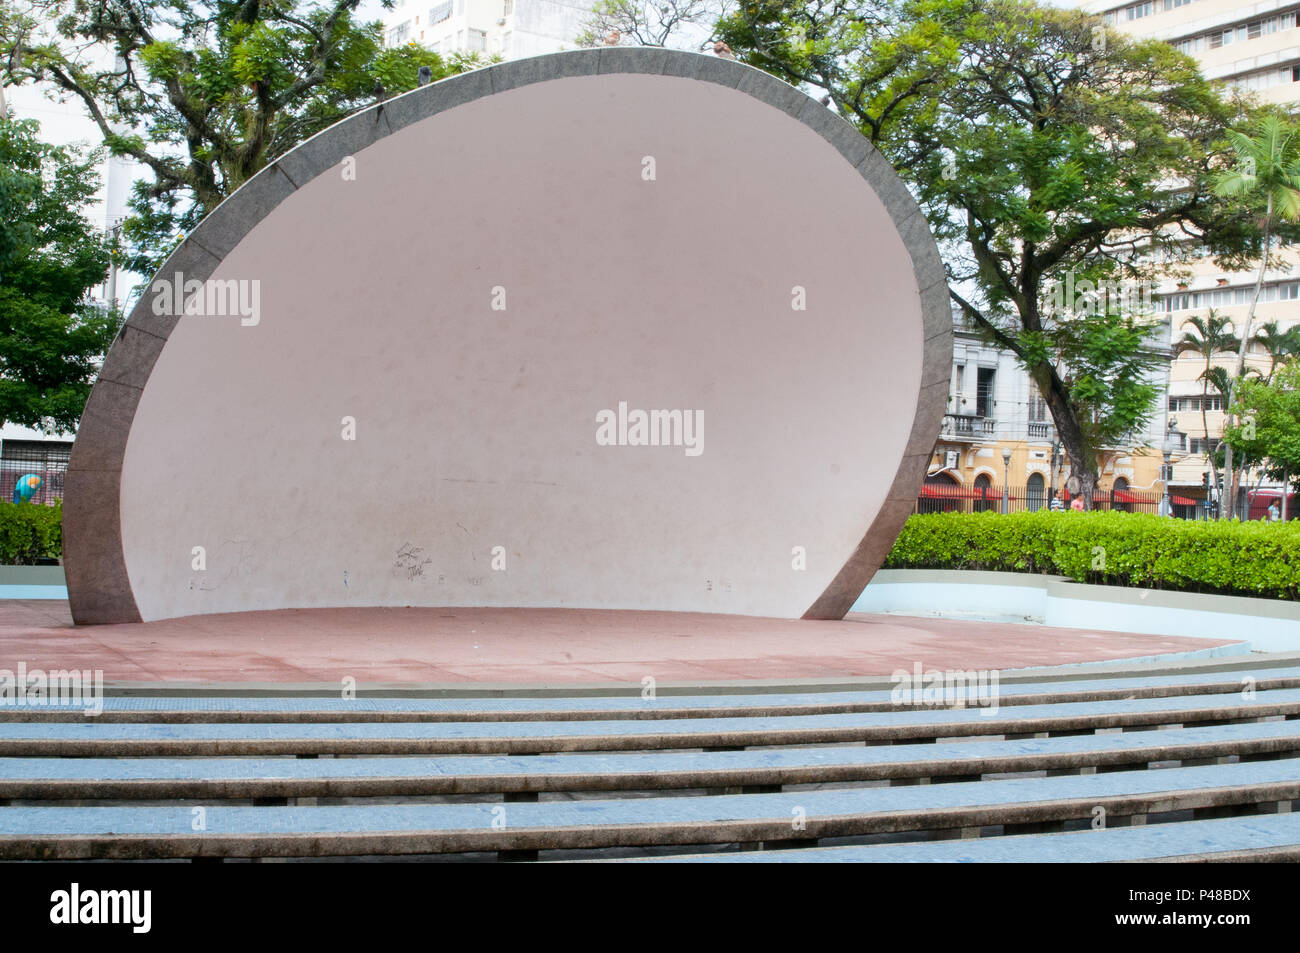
[0,600,1244,686]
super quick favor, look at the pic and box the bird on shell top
[713,40,735,59]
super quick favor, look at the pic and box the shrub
[884,511,1300,600]
[0,501,63,565]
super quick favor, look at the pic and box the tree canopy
[0,115,121,432]
[1224,361,1300,491]
[2,0,485,272]
[718,0,1294,502]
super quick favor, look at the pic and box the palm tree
[1211,113,1300,518]
[1175,310,1239,508]
[1251,320,1300,380]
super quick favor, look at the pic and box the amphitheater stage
[0,600,1252,688]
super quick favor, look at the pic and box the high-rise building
[383,0,592,60]
[1081,0,1300,515]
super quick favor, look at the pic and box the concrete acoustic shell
[64,48,952,625]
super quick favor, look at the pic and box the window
[469,29,487,51]
[429,1,452,24]
[1027,473,1046,512]
[457,29,464,47]
[1029,385,1048,423]
[1126,3,1153,22]
[976,367,996,419]
[503,0,513,14]
[387,20,411,45]
[973,474,996,513]
[1159,279,1300,312]
[1112,477,1131,513]
[1169,396,1225,413]
[1,440,72,468]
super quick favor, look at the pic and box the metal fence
[915,483,1174,516]
[0,462,66,506]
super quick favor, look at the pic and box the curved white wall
[115,72,926,622]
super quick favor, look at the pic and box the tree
[0,115,121,432]
[2,0,485,273]
[1174,310,1239,503]
[718,0,1284,506]
[1251,320,1300,381]
[1223,361,1300,521]
[1211,114,1300,518]
[577,1,728,49]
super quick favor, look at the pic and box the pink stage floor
[0,600,1244,686]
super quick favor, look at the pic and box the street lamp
[1162,419,1180,518]
[1049,441,1062,508]
[1001,446,1012,515]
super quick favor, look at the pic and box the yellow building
[926,306,1172,514]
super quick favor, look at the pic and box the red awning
[1112,490,1143,504]
[1172,494,1196,506]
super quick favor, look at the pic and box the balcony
[1027,421,1056,442]
[940,414,996,442]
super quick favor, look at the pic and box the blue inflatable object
[12,474,42,504]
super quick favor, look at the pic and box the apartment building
[384,0,591,59]
[1082,0,1300,513]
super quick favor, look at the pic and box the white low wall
[854,570,1300,653]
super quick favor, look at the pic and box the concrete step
[2,722,1298,799]
[1,760,1296,859]
[6,666,1296,723]
[626,813,1300,863]
[2,688,1298,756]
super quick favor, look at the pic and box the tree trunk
[1223,196,1272,519]
[1284,472,1290,522]
[1035,366,1099,509]
[1201,364,1218,509]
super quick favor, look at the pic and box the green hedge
[884,510,1300,601]
[0,501,63,565]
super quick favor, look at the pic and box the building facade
[1081,0,1300,514]
[383,0,591,59]
[927,306,1172,514]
